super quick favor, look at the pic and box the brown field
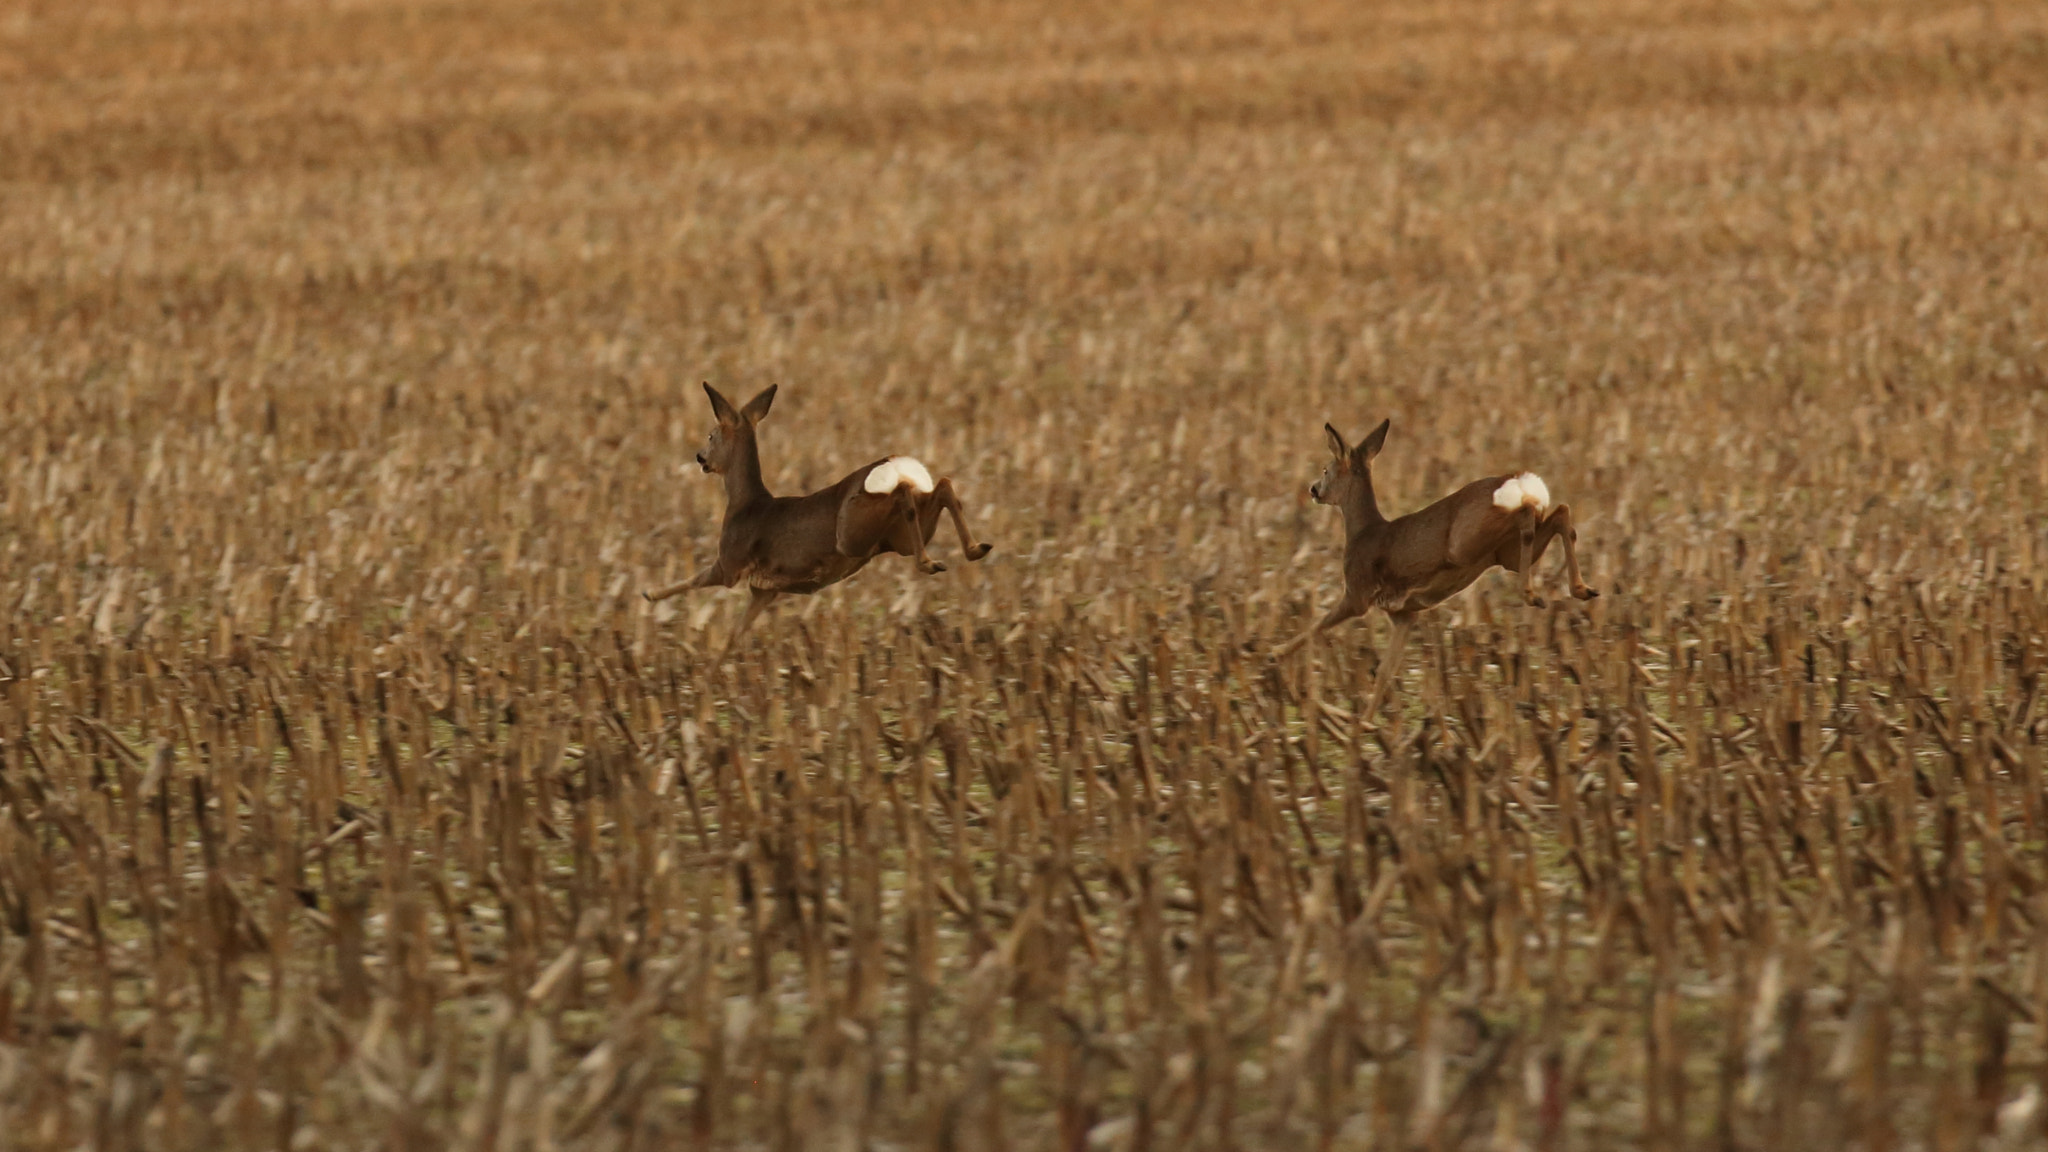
[3,1,2047,1148]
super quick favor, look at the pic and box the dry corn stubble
[2,0,2047,1148]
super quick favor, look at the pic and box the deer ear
[740,384,778,425]
[1324,423,1348,461]
[1357,418,1390,463]
[703,382,740,426]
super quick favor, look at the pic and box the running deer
[1280,417,1596,716]
[643,384,993,658]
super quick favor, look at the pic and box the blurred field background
[3,0,2048,1148]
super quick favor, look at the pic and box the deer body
[1284,418,1596,717]
[645,384,992,656]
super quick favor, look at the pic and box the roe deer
[643,384,994,658]
[1280,417,1596,718]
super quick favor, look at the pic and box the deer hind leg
[928,477,993,562]
[883,487,946,575]
[717,588,782,662]
[836,493,889,559]
[838,487,946,574]
[1537,503,1597,600]
[1489,506,1547,606]
[1517,507,1545,607]
[1499,504,1596,601]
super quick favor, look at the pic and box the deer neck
[722,428,773,510]
[1340,476,1387,540]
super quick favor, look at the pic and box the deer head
[1310,418,1389,511]
[696,383,778,475]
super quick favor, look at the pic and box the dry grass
[2,0,2047,1148]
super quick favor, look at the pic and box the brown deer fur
[1282,417,1596,717]
[643,384,993,657]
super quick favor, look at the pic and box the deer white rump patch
[864,456,936,495]
[1492,472,1551,513]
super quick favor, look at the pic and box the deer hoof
[920,560,948,575]
[1573,586,1600,601]
[1525,594,1548,609]
[966,543,993,561]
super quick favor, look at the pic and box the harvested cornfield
[2,1,2046,1148]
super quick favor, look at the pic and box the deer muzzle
[696,452,712,472]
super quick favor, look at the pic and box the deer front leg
[929,478,993,562]
[1362,611,1416,721]
[1277,598,1364,657]
[644,564,729,602]
[717,588,781,661]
